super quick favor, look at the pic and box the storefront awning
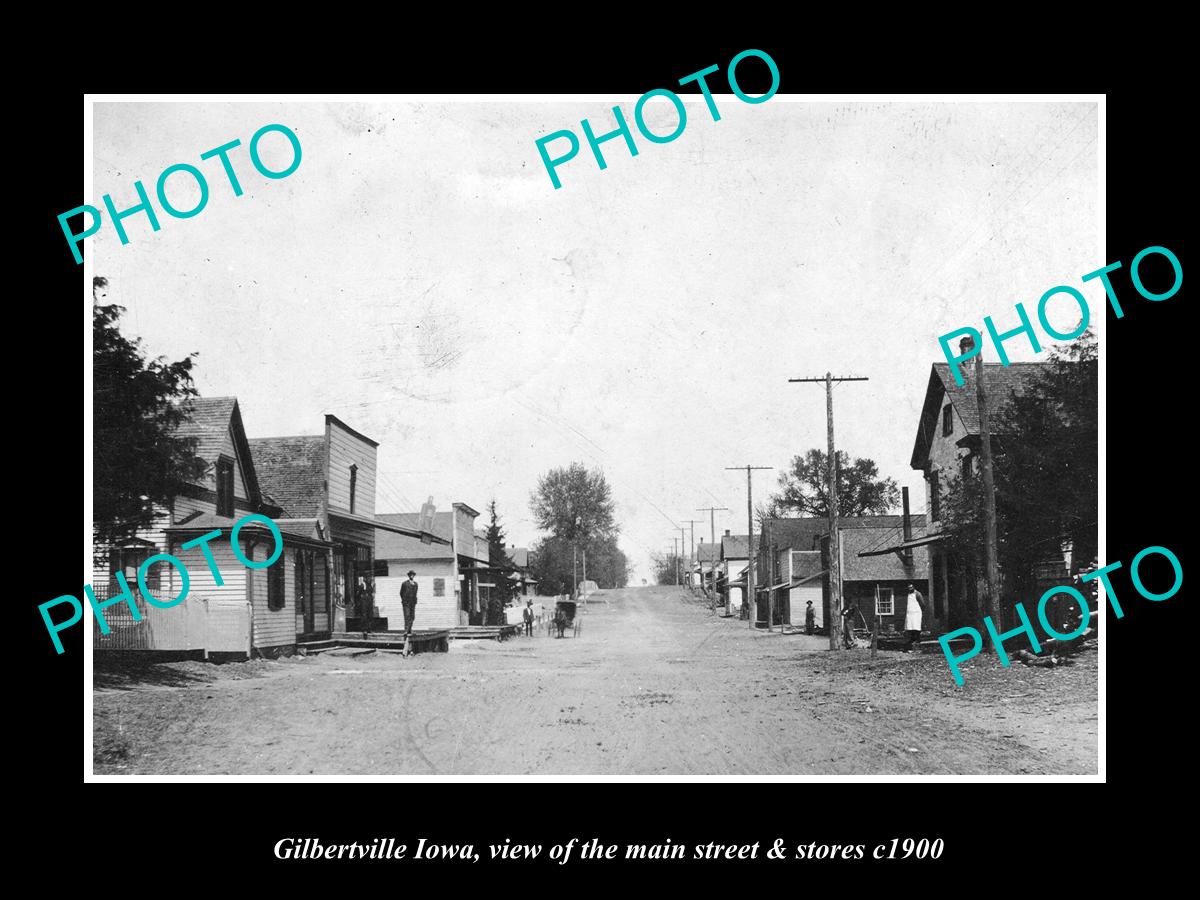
[331,509,451,545]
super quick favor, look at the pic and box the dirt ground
[92,586,1098,775]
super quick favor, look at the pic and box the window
[929,471,941,521]
[876,588,894,616]
[216,458,235,517]
[373,560,389,578]
[349,464,358,514]
[961,453,973,480]
[268,550,286,610]
[433,578,445,597]
[942,405,954,436]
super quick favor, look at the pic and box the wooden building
[373,503,489,630]
[93,397,334,657]
[909,354,1048,629]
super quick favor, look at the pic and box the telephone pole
[726,465,773,629]
[697,506,728,601]
[789,373,869,650]
[682,519,703,589]
[974,348,1002,635]
[673,537,680,586]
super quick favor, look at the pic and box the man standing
[523,599,534,637]
[400,570,419,655]
[904,582,926,652]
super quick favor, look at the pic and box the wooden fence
[91,585,252,657]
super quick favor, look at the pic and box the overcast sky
[92,99,1099,583]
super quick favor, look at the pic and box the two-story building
[909,345,1047,628]
[93,397,335,657]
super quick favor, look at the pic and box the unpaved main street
[93,586,1097,775]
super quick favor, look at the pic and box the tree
[650,551,685,586]
[769,449,900,518]
[93,277,208,552]
[529,533,630,594]
[530,462,616,543]
[483,499,517,624]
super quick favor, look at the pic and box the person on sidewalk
[904,582,926,652]
[400,570,419,656]
[805,600,816,634]
[522,599,535,637]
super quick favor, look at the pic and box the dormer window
[216,458,235,517]
[349,464,358,514]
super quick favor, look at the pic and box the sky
[92,99,1099,583]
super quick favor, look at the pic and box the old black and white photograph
[85,95,1101,777]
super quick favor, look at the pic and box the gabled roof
[911,362,1047,469]
[248,435,326,518]
[509,548,530,568]
[760,517,827,552]
[696,542,721,564]
[375,511,455,561]
[839,526,929,582]
[721,534,757,559]
[173,396,260,504]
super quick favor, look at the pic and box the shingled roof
[696,542,721,564]
[172,396,260,503]
[721,534,757,559]
[911,362,1048,468]
[839,525,930,582]
[248,435,326,518]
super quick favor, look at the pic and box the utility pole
[789,373,869,650]
[697,506,728,605]
[673,537,680,586]
[974,347,1002,637]
[582,546,587,608]
[726,465,773,629]
[682,519,703,591]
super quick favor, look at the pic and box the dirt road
[93,586,1097,775]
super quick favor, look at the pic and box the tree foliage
[528,534,630,594]
[530,462,616,542]
[650,551,685,586]
[769,449,900,518]
[93,277,207,551]
[483,499,517,624]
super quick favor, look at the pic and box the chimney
[901,486,913,566]
[959,335,975,355]
[724,529,730,536]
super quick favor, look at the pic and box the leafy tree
[529,534,630,594]
[769,449,900,518]
[530,462,616,543]
[483,499,517,624]
[93,277,207,553]
[650,551,685,586]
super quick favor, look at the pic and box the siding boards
[376,559,458,630]
[327,423,376,517]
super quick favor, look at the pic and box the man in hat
[904,582,926,652]
[400,570,419,641]
[522,598,535,637]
